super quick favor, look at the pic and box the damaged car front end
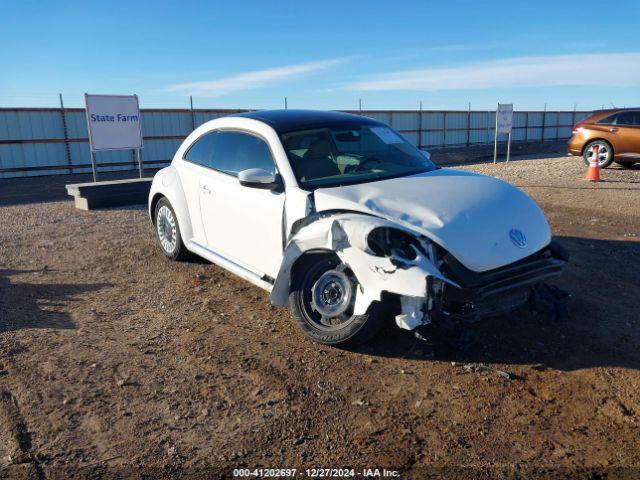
[271,213,567,339]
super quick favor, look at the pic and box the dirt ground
[1,155,639,479]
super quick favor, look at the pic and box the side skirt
[188,240,273,292]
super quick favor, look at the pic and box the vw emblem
[509,229,527,249]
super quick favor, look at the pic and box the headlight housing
[367,227,442,268]
[367,227,422,261]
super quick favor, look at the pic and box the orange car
[567,108,640,168]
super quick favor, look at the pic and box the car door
[175,130,219,243]
[198,130,285,278]
[613,111,640,160]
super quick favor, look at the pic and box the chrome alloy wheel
[156,205,177,254]
[586,142,611,167]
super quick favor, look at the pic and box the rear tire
[583,140,614,168]
[288,254,385,346]
[154,198,190,261]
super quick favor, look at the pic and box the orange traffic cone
[586,144,601,182]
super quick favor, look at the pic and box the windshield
[281,124,436,188]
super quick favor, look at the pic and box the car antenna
[610,102,616,108]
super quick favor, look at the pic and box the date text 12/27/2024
[232,468,401,478]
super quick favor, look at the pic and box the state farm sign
[84,94,143,151]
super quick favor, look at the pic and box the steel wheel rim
[587,143,609,167]
[156,205,177,254]
[311,270,352,319]
[300,262,357,331]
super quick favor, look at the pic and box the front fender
[269,213,458,316]
[148,166,193,242]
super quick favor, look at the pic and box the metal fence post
[486,111,490,145]
[190,96,196,131]
[493,104,499,164]
[524,111,529,142]
[59,93,73,174]
[442,111,447,148]
[466,102,471,147]
[417,101,423,150]
[541,103,547,142]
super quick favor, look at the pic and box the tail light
[572,122,585,134]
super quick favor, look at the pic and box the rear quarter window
[596,114,618,125]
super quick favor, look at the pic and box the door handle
[609,127,618,132]
[201,184,212,194]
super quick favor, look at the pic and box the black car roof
[230,109,383,134]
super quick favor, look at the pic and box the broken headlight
[367,227,423,261]
[367,227,442,268]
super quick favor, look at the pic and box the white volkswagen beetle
[149,110,566,346]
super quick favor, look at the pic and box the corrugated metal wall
[0,108,590,178]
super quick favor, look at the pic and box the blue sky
[2,0,639,110]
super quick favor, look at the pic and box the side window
[616,111,640,126]
[214,131,276,176]
[596,114,618,125]
[184,131,217,168]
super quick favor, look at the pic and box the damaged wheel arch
[287,250,386,346]
[270,213,459,336]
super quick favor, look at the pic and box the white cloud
[427,42,499,52]
[165,58,348,97]
[345,53,640,91]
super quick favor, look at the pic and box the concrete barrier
[66,178,152,210]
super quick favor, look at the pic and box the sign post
[84,94,143,181]
[493,103,513,164]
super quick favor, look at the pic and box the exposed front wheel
[288,254,385,346]
[154,198,190,261]
[583,140,614,168]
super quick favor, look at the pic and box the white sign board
[496,103,513,134]
[85,94,143,151]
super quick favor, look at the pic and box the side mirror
[238,168,282,191]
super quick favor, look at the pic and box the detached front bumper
[437,242,567,320]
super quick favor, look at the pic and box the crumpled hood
[313,168,551,272]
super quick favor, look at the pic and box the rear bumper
[567,135,584,157]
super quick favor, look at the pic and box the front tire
[288,254,385,347]
[583,140,614,168]
[154,198,190,261]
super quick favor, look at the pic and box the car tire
[583,140,614,168]
[289,254,385,347]
[154,198,190,261]
[615,161,637,169]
